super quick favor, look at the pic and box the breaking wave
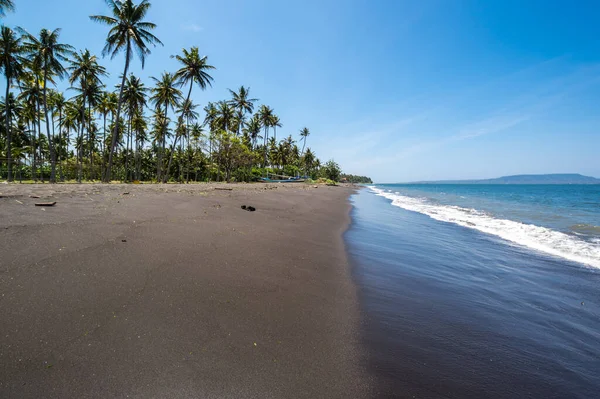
[370,187,600,269]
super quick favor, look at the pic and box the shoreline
[0,183,371,398]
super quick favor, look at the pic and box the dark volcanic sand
[0,183,371,398]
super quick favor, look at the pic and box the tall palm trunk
[88,102,93,180]
[42,66,57,183]
[65,126,70,180]
[186,123,191,184]
[58,107,64,180]
[5,72,12,181]
[125,110,132,181]
[30,119,36,181]
[102,111,106,180]
[36,85,43,182]
[156,100,168,181]
[78,86,86,183]
[105,42,130,183]
[164,81,193,183]
[263,126,269,170]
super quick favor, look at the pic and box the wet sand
[0,183,371,398]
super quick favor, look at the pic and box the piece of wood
[214,188,233,191]
[35,202,56,207]
[29,195,40,199]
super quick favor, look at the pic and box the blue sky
[4,0,600,182]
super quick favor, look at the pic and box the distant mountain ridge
[409,174,600,185]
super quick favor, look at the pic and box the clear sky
[4,0,600,182]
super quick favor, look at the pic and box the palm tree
[130,110,147,180]
[299,127,310,155]
[121,73,147,181]
[271,114,282,143]
[303,147,315,176]
[68,49,107,181]
[228,86,257,135]
[0,0,14,18]
[96,91,116,178]
[244,114,262,149]
[19,27,75,182]
[84,81,103,179]
[163,47,214,182]
[257,104,274,168]
[0,25,25,181]
[180,98,198,182]
[50,90,66,178]
[150,72,181,181]
[17,70,43,180]
[90,0,163,182]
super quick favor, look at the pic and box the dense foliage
[341,174,373,184]
[0,0,365,183]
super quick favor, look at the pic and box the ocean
[346,185,600,398]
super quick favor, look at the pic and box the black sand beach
[0,183,371,398]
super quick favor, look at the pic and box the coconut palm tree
[299,127,310,155]
[49,90,66,178]
[121,73,147,180]
[130,110,147,180]
[228,85,257,135]
[271,114,281,143]
[0,0,14,18]
[150,72,181,180]
[68,49,107,181]
[163,46,214,182]
[96,91,116,178]
[244,114,262,149]
[19,27,75,182]
[17,70,43,180]
[0,92,21,175]
[0,25,25,181]
[303,147,315,176]
[90,0,162,182]
[257,104,274,168]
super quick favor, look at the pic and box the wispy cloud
[181,23,203,33]
[329,59,600,177]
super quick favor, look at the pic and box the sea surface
[346,184,600,398]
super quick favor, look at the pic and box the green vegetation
[0,0,369,184]
[340,174,373,184]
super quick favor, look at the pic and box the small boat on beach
[259,174,307,183]
[259,177,306,183]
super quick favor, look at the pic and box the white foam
[369,187,600,269]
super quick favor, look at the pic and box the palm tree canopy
[19,27,75,81]
[0,0,15,18]
[72,79,104,108]
[90,0,163,68]
[172,47,215,91]
[228,85,257,115]
[300,127,310,138]
[0,25,26,82]
[272,115,282,129]
[180,98,199,122]
[216,101,234,132]
[150,72,181,111]
[68,49,108,87]
[97,91,117,116]
[257,104,274,128]
[121,73,147,113]
[51,91,66,112]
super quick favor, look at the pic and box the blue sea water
[346,185,600,398]
[372,184,600,268]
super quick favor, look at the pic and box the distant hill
[410,174,600,185]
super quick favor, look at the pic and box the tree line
[341,174,373,184]
[0,0,362,183]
